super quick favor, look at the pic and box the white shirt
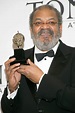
[7,41,60,99]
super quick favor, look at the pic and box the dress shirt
[7,41,60,99]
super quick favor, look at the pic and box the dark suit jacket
[1,40,75,113]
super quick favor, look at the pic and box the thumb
[27,59,34,65]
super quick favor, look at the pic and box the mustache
[38,29,54,36]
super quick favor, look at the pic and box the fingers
[5,57,16,69]
[27,59,34,66]
[5,58,20,75]
[9,63,20,74]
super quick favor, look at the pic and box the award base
[10,49,26,65]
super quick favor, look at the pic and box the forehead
[33,8,58,21]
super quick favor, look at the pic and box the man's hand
[18,59,44,83]
[5,58,21,93]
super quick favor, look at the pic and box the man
[1,5,75,113]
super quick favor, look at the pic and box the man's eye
[48,21,57,25]
[34,22,42,26]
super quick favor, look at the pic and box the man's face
[30,8,62,51]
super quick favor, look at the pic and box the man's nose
[41,23,50,29]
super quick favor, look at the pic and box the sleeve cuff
[7,86,19,99]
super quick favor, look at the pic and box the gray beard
[31,29,61,51]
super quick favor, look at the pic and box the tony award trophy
[10,32,26,65]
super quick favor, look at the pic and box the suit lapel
[48,41,71,77]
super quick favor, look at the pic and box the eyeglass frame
[32,21,61,27]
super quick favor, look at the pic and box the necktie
[35,49,54,61]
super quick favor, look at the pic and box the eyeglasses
[33,21,58,27]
